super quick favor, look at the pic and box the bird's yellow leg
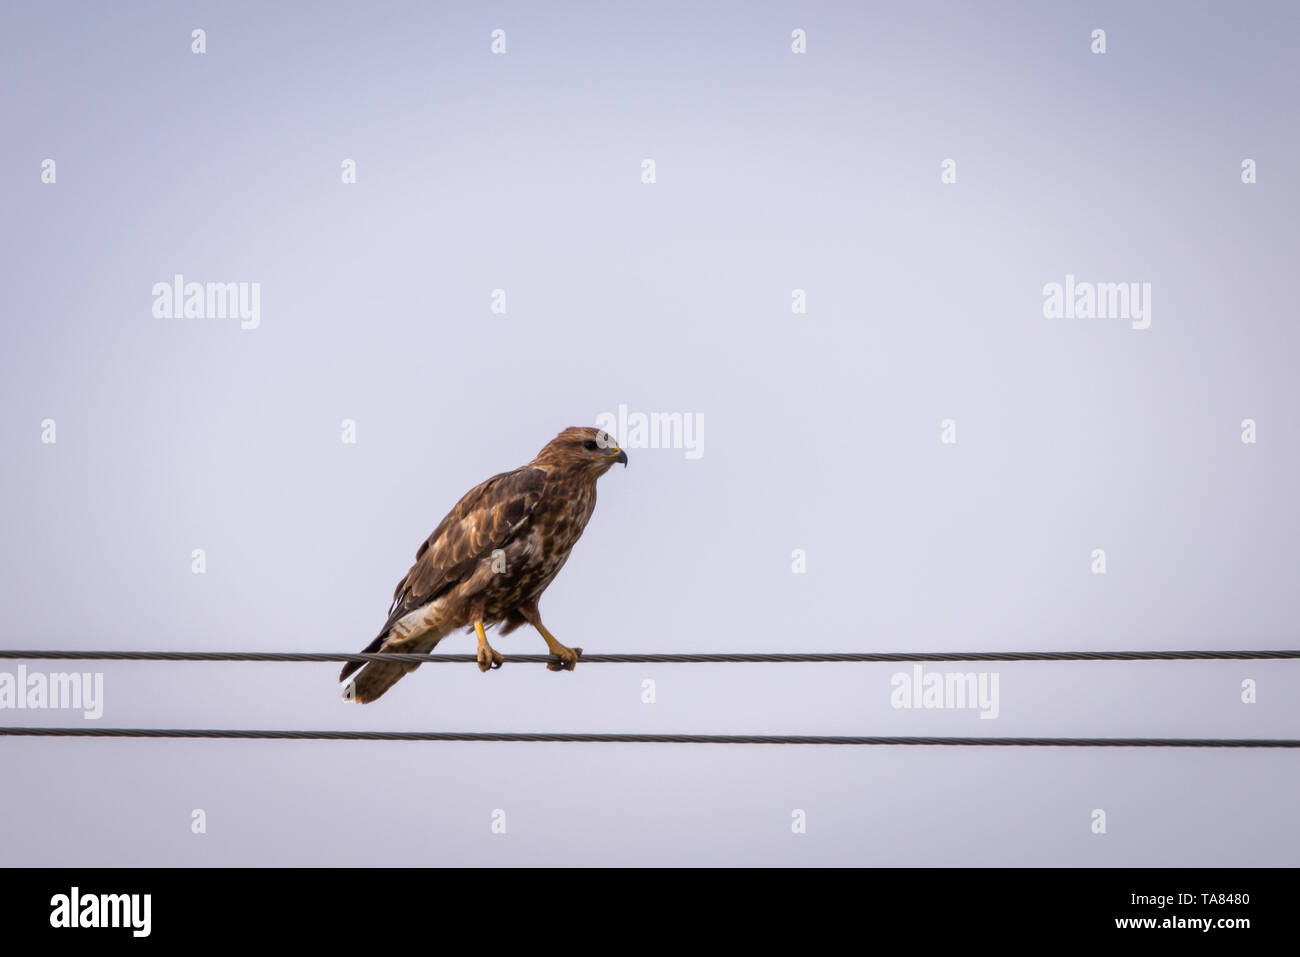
[533,621,581,672]
[474,620,504,672]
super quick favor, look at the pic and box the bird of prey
[340,426,628,703]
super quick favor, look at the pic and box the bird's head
[533,426,628,476]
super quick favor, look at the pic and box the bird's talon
[547,646,581,671]
[477,648,504,672]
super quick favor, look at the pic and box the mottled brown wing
[379,465,547,637]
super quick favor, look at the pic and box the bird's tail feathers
[339,633,385,683]
[341,601,453,704]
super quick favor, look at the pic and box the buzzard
[340,426,628,703]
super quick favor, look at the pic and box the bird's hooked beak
[613,447,628,467]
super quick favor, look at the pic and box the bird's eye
[583,440,599,451]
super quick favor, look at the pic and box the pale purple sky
[1,0,1297,865]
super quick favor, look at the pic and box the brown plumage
[340,426,628,703]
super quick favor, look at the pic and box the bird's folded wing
[378,465,547,635]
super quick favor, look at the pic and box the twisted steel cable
[0,728,1296,747]
[2,649,1298,664]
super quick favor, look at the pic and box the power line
[5,650,1291,749]
[1,649,1298,665]
[1,728,1297,747]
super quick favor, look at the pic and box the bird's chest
[484,494,595,608]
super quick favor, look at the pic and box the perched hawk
[340,426,628,703]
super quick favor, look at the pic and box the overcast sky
[1,0,1297,865]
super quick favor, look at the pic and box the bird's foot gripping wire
[474,621,504,672]
[529,618,581,672]
[545,643,582,672]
